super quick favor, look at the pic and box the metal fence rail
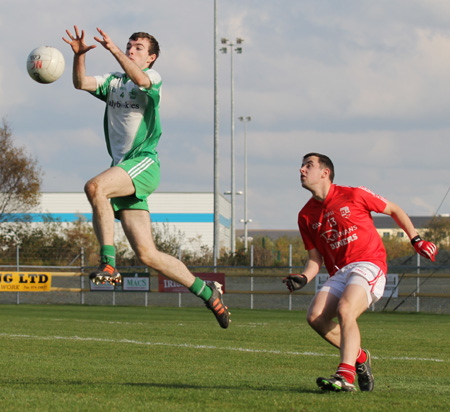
[0,268,449,313]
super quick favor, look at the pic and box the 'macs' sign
[0,272,52,292]
[122,273,150,291]
[89,273,150,291]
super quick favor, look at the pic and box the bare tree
[0,119,43,221]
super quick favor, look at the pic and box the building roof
[236,216,448,240]
[372,215,435,229]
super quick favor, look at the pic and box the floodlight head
[221,38,228,44]
[235,47,243,54]
[220,47,228,54]
[236,38,244,44]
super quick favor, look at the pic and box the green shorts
[111,155,160,218]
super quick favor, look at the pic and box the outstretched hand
[94,27,120,54]
[63,25,96,55]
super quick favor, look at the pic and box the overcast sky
[1,0,450,230]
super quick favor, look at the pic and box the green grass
[0,305,448,411]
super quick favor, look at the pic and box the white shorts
[320,262,386,307]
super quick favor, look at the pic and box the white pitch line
[0,333,445,363]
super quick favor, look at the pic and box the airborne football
[27,46,65,84]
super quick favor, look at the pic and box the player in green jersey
[63,26,230,328]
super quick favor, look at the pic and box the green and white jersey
[90,69,162,166]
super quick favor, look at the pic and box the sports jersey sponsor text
[108,100,140,110]
[321,226,358,242]
[329,233,358,250]
[321,226,359,250]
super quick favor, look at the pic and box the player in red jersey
[283,153,437,392]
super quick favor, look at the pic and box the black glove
[283,274,308,292]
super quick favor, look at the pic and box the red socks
[337,363,356,384]
[356,348,367,364]
[335,349,367,384]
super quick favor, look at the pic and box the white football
[27,46,65,84]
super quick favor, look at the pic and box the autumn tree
[0,119,43,221]
[424,215,450,250]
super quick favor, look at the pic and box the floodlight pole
[221,37,243,254]
[239,116,252,251]
[213,0,220,265]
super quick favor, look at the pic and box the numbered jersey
[298,184,388,276]
[90,69,162,166]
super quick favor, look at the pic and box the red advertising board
[158,273,225,293]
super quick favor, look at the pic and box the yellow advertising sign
[0,272,52,292]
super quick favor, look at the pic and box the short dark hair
[303,152,335,182]
[129,32,160,67]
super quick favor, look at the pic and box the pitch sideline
[0,332,445,363]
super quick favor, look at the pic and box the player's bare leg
[307,291,341,348]
[337,284,369,365]
[308,286,369,391]
[120,209,230,328]
[120,209,197,287]
[338,283,374,391]
[85,167,135,285]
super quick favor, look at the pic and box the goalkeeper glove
[411,236,437,262]
[283,274,308,292]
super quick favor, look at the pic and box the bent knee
[307,310,323,329]
[84,179,98,199]
[336,301,359,323]
[134,247,161,269]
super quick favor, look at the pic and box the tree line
[1,119,449,269]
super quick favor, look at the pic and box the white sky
[1,0,449,230]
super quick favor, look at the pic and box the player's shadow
[123,381,318,394]
[0,378,318,394]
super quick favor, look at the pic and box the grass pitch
[0,304,448,411]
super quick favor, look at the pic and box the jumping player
[283,153,437,392]
[63,26,230,328]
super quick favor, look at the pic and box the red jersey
[298,184,388,276]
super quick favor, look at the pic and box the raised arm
[94,28,152,89]
[383,200,437,261]
[382,200,419,240]
[62,25,98,91]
